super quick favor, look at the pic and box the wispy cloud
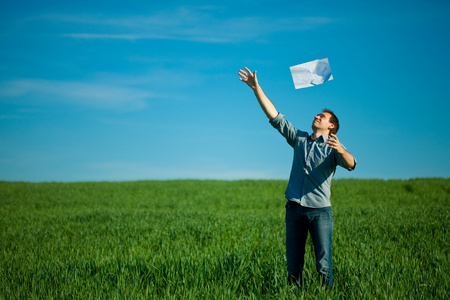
[41,6,335,43]
[0,114,22,120]
[0,79,152,110]
[0,66,207,110]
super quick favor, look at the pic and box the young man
[238,67,356,289]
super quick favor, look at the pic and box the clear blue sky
[1,0,449,182]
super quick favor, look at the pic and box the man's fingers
[329,133,339,140]
[238,70,250,82]
[326,139,338,147]
[239,67,257,87]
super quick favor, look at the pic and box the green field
[1,179,449,299]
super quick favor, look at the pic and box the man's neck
[311,130,329,140]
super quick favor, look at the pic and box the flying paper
[290,57,333,89]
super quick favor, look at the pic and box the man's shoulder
[297,131,310,139]
[270,113,310,139]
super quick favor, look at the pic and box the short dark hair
[322,109,339,135]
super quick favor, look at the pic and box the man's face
[312,112,335,133]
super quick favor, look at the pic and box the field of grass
[0,178,449,299]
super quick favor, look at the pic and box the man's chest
[295,138,334,168]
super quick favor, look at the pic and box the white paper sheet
[290,57,333,89]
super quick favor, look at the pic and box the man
[238,67,356,289]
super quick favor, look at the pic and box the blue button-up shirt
[270,113,355,208]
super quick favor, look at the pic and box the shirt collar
[309,134,328,142]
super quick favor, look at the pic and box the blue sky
[1,0,449,182]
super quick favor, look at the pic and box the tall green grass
[0,179,448,299]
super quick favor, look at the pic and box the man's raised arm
[238,67,278,120]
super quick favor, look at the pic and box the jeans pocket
[326,207,334,222]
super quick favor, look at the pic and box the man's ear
[328,124,335,130]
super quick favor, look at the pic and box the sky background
[1,0,449,182]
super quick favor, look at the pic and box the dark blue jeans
[285,201,333,288]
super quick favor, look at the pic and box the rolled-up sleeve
[269,113,298,147]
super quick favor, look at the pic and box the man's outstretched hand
[237,66,278,120]
[238,67,258,90]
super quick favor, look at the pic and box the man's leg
[285,201,308,286]
[309,206,334,289]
